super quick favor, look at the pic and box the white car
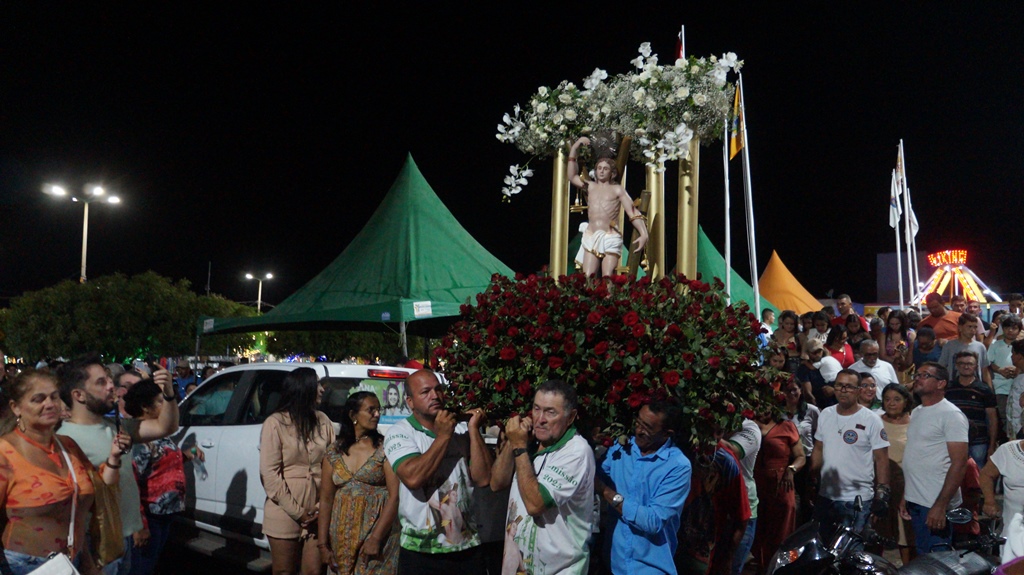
[172,362,415,571]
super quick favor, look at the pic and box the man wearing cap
[798,339,842,408]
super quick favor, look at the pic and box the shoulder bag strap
[55,437,79,554]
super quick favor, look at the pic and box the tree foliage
[2,271,256,362]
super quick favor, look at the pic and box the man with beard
[58,354,179,575]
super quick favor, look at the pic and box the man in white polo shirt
[384,370,493,574]
[492,380,595,575]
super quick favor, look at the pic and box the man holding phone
[58,354,180,575]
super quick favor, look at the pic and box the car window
[244,370,291,424]
[180,371,244,426]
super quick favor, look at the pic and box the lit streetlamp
[245,273,273,313]
[44,183,121,283]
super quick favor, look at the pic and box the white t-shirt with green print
[384,415,480,553]
[502,427,595,575]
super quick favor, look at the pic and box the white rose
[553,113,564,124]
[601,105,612,114]
[690,65,700,74]
[693,93,708,106]
[683,112,692,121]
[565,109,577,121]
[676,87,690,99]
[558,93,572,104]
[645,98,657,111]
[565,82,576,90]
[632,87,646,103]
[536,102,548,114]
[538,86,549,97]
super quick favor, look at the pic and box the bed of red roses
[436,273,785,451]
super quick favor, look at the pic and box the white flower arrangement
[497,43,742,195]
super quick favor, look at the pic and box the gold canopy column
[677,139,700,279]
[549,147,569,278]
[645,162,666,279]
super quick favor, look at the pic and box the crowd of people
[4,292,1024,575]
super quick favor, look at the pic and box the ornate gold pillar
[645,162,666,279]
[549,148,570,278]
[677,139,700,279]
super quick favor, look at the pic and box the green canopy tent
[696,226,777,319]
[199,154,514,355]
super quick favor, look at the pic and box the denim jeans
[968,442,989,470]
[130,514,176,575]
[102,536,134,575]
[1,549,80,575]
[906,501,953,554]
[731,517,756,574]
[812,496,870,544]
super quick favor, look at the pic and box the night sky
[2,5,1021,311]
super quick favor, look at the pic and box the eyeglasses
[835,384,862,392]
[955,362,977,367]
[862,383,877,388]
[913,372,939,381]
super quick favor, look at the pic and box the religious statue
[567,136,648,277]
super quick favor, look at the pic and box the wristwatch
[512,447,529,458]
[611,493,624,506]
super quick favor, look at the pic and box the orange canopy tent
[758,251,822,314]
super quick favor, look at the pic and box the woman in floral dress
[318,391,398,575]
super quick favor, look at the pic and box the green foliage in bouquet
[436,273,786,452]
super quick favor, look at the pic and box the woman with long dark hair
[783,377,819,524]
[259,367,334,575]
[880,310,916,385]
[824,324,854,368]
[318,391,398,574]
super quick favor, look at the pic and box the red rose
[662,371,680,387]
[533,348,545,361]
[625,339,639,353]
[623,311,639,326]
[467,391,476,402]
[726,316,738,327]
[627,393,645,409]
[507,326,520,337]
[708,356,721,368]
[611,360,624,372]
[726,403,736,413]
[682,352,696,363]
[499,346,516,361]
[587,311,602,324]
[563,340,577,355]
[628,372,644,387]
[612,379,626,393]
[742,409,755,419]
[548,356,564,370]
[594,341,609,356]
[537,312,550,325]
[607,391,621,403]
[631,323,646,338]
[494,379,507,392]
[682,369,694,380]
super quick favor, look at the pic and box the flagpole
[738,73,761,317]
[891,170,904,307]
[723,122,731,304]
[899,140,915,305]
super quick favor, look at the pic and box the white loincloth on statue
[575,222,623,266]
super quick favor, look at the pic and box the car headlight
[765,545,805,575]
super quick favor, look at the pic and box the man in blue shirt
[596,401,692,574]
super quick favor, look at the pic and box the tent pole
[399,321,408,358]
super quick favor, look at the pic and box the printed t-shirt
[503,427,594,575]
[903,399,969,509]
[814,405,889,501]
[59,418,145,536]
[384,416,479,553]
[727,419,761,519]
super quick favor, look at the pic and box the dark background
[2,4,1020,308]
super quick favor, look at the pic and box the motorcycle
[765,501,1004,575]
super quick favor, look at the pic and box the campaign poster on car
[351,378,410,425]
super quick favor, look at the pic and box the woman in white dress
[981,437,1024,548]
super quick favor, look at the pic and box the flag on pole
[729,83,744,160]
[675,25,685,60]
[906,191,919,237]
[889,170,902,228]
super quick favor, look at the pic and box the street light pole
[80,201,89,283]
[245,273,273,313]
[44,184,120,283]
